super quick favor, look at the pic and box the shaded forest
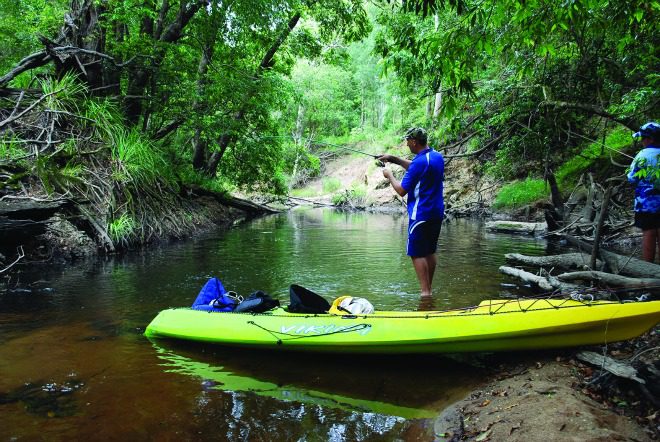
[0,0,658,254]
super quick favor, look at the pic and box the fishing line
[512,121,635,159]
[309,141,380,158]
[256,135,380,158]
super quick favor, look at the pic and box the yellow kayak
[145,298,660,354]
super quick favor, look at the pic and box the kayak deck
[145,299,660,354]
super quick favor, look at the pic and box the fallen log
[505,253,602,271]
[218,194,280,214]
[486,221,547,235]
[576,351,645,384]
[557,271,660,290]
[499,266,556,291]
[563,234,660,278]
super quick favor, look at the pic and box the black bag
[234,290,280,313]
[288,284,331,314]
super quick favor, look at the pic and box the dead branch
[0,246,25,274]
[0,51,51,87]
[539,100,637,131]
[445,127,512,159]
[577,351,646,383]
[499,266,556,291]
[563,234,660,278]
[505,252,602,271]
[0,88,64,129]
[557,271,660,290]
[591,185,612,268]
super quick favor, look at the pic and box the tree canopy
[0,0,658,246]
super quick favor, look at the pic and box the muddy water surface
[0,208,550,440]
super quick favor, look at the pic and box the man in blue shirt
[627,121,660,262]
[378,127,445,297]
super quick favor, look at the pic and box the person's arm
[382,168,407,197]
[377,154,411,170]
[627,153,643,183]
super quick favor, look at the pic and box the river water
[0,208,550,440]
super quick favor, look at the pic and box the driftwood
[576,351,645,384]
[505,253,602,271]
[486,221,547,235]
[499,266,557,291]
[186,186,280,215]
[499,266,581,292]
[557,271,660,290]
[564,234,660,278]
[218,194,280,215]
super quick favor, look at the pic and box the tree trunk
[191,25,218,170]
[205,12,301,176]
[432,87,442,126]
[499,266,557,291]
[289,103,305,189]
[124,0,206,125]
[46,0,106,91]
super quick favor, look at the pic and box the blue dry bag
[191,277,238,312]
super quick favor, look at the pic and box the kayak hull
[144,299,660,354]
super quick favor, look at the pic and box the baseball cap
[403,127,428,143]
[633,121,660,139]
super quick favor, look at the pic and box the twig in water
[0,246,25,274]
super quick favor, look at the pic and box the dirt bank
[294,150,501,219]
[434,331,659,442]
[0,191,259,280]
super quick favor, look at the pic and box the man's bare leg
[412,256,433,297]
[427,253,437,284]
[642,228,659,262]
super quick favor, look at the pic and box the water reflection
[0,209,551,440]
[151,340,448,419]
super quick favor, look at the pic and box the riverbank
[434,329,659,441]
[0,190,280,290]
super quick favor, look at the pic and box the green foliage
[108,213,136,244]
[33,156,84,195]
[111,129,172,187]
[556,128,632,185]
[81,98,124,141]
[493,178,547,209]
[331,185,367,206]
[178,166,230,195]
[373,0,657,188]
[0,134,26,161]
[0,0,68,75]
[39,73,87,112]
[322,177,342,193]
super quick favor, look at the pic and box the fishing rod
[256,136,381,158]
[312,141,380,158]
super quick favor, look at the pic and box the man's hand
[377,154,393,163]
[382,167,406,197]
[377,153,411,170]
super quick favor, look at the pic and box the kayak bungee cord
[247,321,371,345]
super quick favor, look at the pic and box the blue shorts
[407,219,442,257]
[635,212,660,230]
